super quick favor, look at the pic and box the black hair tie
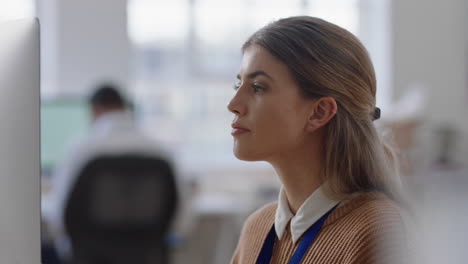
[372,107,381,121]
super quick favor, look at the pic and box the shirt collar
[274,185,341,244]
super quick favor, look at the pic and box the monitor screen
[41,99,90,171]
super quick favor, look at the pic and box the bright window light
[0,0,35,20]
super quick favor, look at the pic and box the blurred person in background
[45,83,178,262]
[228,16,409,264]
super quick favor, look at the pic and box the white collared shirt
[275,186,341,244]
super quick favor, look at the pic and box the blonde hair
[243,16,402,201]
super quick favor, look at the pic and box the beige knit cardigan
[230,192,408,264]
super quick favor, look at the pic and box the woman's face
[227,44,315,162]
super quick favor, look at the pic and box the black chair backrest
[64,154,178,263]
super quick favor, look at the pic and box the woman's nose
[227,89,246,116]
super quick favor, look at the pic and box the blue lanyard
[256,205,338,264]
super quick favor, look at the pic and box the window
[0,0,35,20]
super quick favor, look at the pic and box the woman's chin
[233,149,260,162]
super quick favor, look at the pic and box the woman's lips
[231,127,250,136]
[231,123,250,136]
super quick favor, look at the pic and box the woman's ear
[306,97,337,132]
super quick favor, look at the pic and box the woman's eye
[233,81,241,91]
[252,83,264,93]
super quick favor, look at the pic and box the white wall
[38,0,130,97]
[392,0,468,164]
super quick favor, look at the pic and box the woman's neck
[270,151,322,214]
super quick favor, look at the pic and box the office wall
[392,0,468,163]
[38,0,130,97]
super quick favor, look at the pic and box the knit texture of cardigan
[230,192,408,264]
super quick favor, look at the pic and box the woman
[228,16,407,264]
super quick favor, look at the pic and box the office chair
[64,154,178,264]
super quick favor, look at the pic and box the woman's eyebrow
[237,70,274,81]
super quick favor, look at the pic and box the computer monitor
[0,18,40,263]
[41,99,90,172]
